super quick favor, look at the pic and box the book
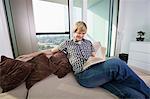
[83,57,105,70]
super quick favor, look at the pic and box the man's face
[74,30,86,41]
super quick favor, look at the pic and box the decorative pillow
[26,53,52,89]
[49,51,72,78]
[93,42,106,60]
[0,56,34,92]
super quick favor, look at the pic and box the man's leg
[101,81,145,99]
[104,58,150,98]
[75,58,150,97]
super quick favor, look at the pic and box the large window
[73,0,82,25]
[32,0,69,50]
[73,0,119,57]
[87,0,110,47]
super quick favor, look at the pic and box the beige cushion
[28,73,118,99]
[0,83,27,99]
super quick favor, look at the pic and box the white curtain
[9,0,37,55]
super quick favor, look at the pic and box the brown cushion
[26,53,52,89]
[49,51,72,78]
[0,56,34,92]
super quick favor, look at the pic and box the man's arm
[51,47,59,53]
[17,47,59,59]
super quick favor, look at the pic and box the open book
[82,41,107,70]
[83,57,105,70]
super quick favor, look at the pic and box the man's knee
[106,58,122,66]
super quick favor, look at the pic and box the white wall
[117,0,149,54]
[0,0,13,60]
[9,0,37,55]
[145,0,150,41]
[148,1,150,28]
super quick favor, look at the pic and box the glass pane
[73,0,82,24]
[87,0,110,47]
[36,34,69,51]
[32,0,69,32]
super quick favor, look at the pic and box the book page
[83,57,105,70]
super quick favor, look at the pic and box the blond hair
[73,21,87,33]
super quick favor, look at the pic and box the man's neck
[73,39,82,44]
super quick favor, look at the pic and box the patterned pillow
[93,42,106,59]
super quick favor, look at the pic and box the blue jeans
[75,58,150,99]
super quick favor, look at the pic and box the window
[73,0,119,57]
[73,0,82,24]
[32,0,69,50]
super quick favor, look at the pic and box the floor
[130,66,150,87]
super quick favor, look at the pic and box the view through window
[32,0,69,50]
[36,34,69,50]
